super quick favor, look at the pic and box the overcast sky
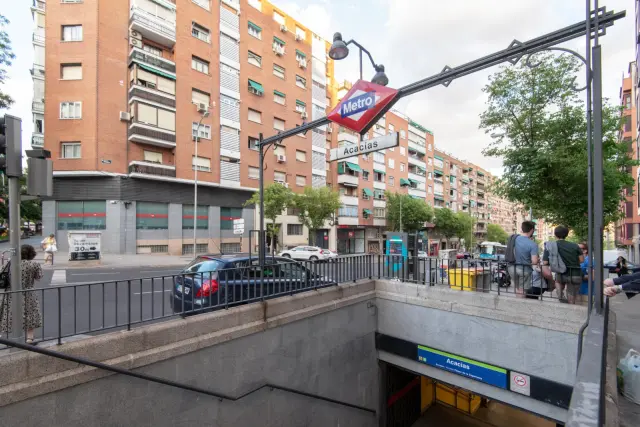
[2,0,635,175]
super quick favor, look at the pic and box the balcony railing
[130,6,176,47]
[129,161,176,178]
[129,47,176,74]
[129,85,176,108]
[31,134,44,147]
[128,122,176,148]
[32,101,44,112]
[31,0,45,12]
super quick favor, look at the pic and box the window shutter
[137,104,157,125]
[157,109,175,131]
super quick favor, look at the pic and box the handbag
[0,262,10,290]
[45,244,57,253]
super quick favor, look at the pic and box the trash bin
[448,267,492,291]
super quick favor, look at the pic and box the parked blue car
[170,255,337,314]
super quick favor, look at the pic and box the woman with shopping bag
[41,233,57,266]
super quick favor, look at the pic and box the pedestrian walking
[543,226,584,304]
[0,245,43,344]
[41,233,57,266]
[505,221,539,297]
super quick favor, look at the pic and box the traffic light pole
[8,176,22,342]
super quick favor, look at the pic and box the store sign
[417,345,508,389]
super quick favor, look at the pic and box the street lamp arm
[345,39,381,70]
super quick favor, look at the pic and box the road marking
[140,270,182,274]
[68,272,133,276]
[133,290,173,295]
[50,270,67,286]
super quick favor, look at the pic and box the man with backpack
[505,221,539,296]
[543,225,584,304]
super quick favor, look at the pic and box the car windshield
[183,258,223,273]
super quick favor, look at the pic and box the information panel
[417,345,508,389]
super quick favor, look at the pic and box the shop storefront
[337,227,365,254]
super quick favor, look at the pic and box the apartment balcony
[130,6,176,47]
[31,134,44,148]
[129,47,176,75]
[408,155,426,168]
[373,218,386,227]
[31,0,45,13]
[128,161,176,178]
[373,199,386,208]
[373,181,386,191]
[433,176,444,184]
[31,64,45,80]
[32,28,45,46]
[128,121,176,149]
[32,101,44,113]
[337,216,358,226]
[129,84,176,108]
[408,172,426,183]
[340,195,359,206]
[408,187,426,199]
[337,174,359,187]
[337,131,358,144]
[408,141,426,154]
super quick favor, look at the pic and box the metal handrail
[0,337,376,415]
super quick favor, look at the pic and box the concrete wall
[0,282,378,427]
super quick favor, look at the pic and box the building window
[220,207,242,230]
[295,50,306,63]
[61,142,81,159]
[338,205,358,217]
[295,75,307,89]
[374,172,384,182]
[136,202,169,230]
[363,170,369,181]
[389,176,395,187]
[296,150,306,162]
[248,136,260,150]
[388,158,395,169]
[60,102,82,119]
[374,208,385,218]
[58,201,106,230]
[400,147,406,156]
[400,129,406,139]
[142,44,162,57]
[133,66,176,95]
[191,56,209,74]
[274,90,286,105]
[295,100,306,113]
[287,224,303,235]
[192,156,211,172]
[248,21,262,39]
[143,150,162,163]
[624,92,632,110]
[62,25,83,41]
[248,51,262,68]
[273,11,285,25]
[273,64,285,79]
[182,205,208,230]
[428,144,432,151]
[192,122,211,139]
[61,63,82,80]
[295,26,305,40]
[296,175,306,186]
[248,166,259,179]
[389,124,395,134]
[136,103,175,131]
[192,89,210,106]
[623,115,632,132]
[248,79,264,96]
[274,117,285,131]
[274,171,286,183]
[248,108,262,123]
[373,152,384,164]
[192,22,211,43]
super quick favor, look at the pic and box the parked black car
[170,255,337,314]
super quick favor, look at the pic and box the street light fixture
[328,32,389,85]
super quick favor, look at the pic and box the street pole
[399,195,403,233]
[193,113,208,257]
[8,176,22,341]
[258,133,265,267]
[592,43,604,315]
[585,0,594,313]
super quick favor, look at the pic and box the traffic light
[0,114,22,178]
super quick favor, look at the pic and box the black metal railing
[0,255,588,347]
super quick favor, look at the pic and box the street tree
[434,208,459,246]
[385,192,433,232]
[480,53,636,239]
[0,169,42,225]
[454,212,475,248]
[244,183,293,252]
[487,223,509,244]
[292,187,341,245]
[0,14,15,109]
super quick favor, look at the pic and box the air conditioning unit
[280,24,288,32]
[277,155,286,163]
[129,29,142,40]
[298,58,307,68]
[119,111,131,121]
[301,112,307,119]
[295,34,303,41]
[130,38,143,48]
[197,103,208,114]
[272,44,285,56]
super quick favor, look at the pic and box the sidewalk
[35,251,193,269]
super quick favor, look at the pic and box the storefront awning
[363,188,374,196]
[345,162,362,172]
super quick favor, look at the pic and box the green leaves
[244,183,293,225]
[0,14,15,109]
[385,192,433,232]
[487,224,509,244]
[293,187,341,234]
[480,52,636,239]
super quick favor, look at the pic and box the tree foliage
[385,192,433,232]
[0,14,15,109]
[480,53,636,239]
[487,223,509,244]
[454,212,475,247]
[292,187,341,244]
[0,169,43,225]
[244,183,293,251]
[434,208,459,243]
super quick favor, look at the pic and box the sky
[2,0,636,176]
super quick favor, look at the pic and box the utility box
[68,231,102,261]
[26,158,53,196]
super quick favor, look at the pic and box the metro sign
[327,80,399,134]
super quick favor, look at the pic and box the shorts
[507,266,533,290]
[557,273,582,298]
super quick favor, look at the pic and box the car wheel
[282,253,291,258]
[309,256,318,261]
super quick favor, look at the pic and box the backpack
[546,241,567,274]
[505,234,518,264]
